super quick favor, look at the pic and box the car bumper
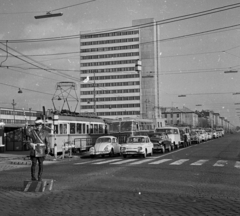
[90,151,110,155]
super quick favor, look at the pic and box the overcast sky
[1,0,240,126]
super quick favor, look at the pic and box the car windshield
[155,128,174,134]
[96,138,111,143]
[149,133,164,139]
[127,137,146,143]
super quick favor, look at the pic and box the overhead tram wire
[0,43,80,82]
[2,2,240,44]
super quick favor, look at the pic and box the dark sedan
[149,132,173,153]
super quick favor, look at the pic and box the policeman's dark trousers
[30,156,45,181]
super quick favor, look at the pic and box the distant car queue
[87,127,225,158]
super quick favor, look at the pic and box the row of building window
[81,103,140,109]
[81,38,139,46]
[82,96,140,102]
[96,111,140,116]
[1,119,27,124]
[81,44,139,53]
[81,74,139,81]
[0,110,38,116]
[81,52,139,60]
[81,81,140,88]
[81,88,140,95]
[163,114,180,118]
[81,67,135,74]
[81,59,137,67]
[80,30,139,39]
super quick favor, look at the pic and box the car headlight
[90,147,94,151]
[120,147,126,151]
[138,147,142,151]
[104,146,109,151]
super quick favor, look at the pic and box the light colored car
[190,131,201,144]
[120,136,153,158]
[89,136,121,158]
[216,128,224,137]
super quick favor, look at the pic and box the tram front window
[120,121,132,132]
[109,122,120,133]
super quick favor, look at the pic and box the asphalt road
[1,133,240,216]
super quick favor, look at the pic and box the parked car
[190,131,201,144]
[155,127,181,149]
[149,132,173,153]
[212,130,218,139]
[216,128,224,137]
[120,136,153,158]
[197,129,208,142]
[89,136,121,158]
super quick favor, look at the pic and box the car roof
[97,136,116,139]
[129,135,148,138]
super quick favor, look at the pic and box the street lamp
[224,70,238,73]
[34,12,63,19]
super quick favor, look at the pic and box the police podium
[23,179,54,192]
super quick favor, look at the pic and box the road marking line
[149,159,172,165]
[170,159,189,165]
[93,159,122,164]
[213,160,228,167]
[35,181,42,192]
[24,182,32,192]
[74,159,105,165]
[110,159,138,164]
[128,158,156,165]
[191,160,208,166]
[234,161,240,169]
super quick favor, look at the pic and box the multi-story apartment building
[79,18,164,127]
[161,106,198,128]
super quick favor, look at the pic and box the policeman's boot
[31,166,37,181]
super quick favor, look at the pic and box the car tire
[109,149,114,157]
[162,146,165,153]
[143,150,147,158]
[168,146,171,152]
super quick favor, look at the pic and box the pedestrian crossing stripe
[92,159,122,164]
[149,159,172,165]
[213,160,228,167]
[190,160,209,166]
[74,159,240,168]
[170,159,189,165]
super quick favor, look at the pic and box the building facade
[79,18,163,127]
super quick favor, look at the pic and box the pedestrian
[25,117,50,181]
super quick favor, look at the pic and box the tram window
[99,124,104,133]
[87,124,89,134]
[77,123,82,134]
[90,124,93,134]
[60,124,67,134]
[70,123,76,134]
[83,124,86,134]
[94,124,99,133]
[54,125,58,134]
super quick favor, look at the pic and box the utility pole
[93,71,96,114]
[12,99,16,124]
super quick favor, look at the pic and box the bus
[45,111,106,153]
[108,118,155,144]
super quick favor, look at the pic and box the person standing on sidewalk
[25,118,50,181]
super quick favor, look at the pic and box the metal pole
[12,99,16,124]
[93,71,96,114]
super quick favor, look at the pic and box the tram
[45,111,106,153]
[108,118,155,144]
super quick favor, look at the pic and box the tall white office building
[80,18,163,127]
